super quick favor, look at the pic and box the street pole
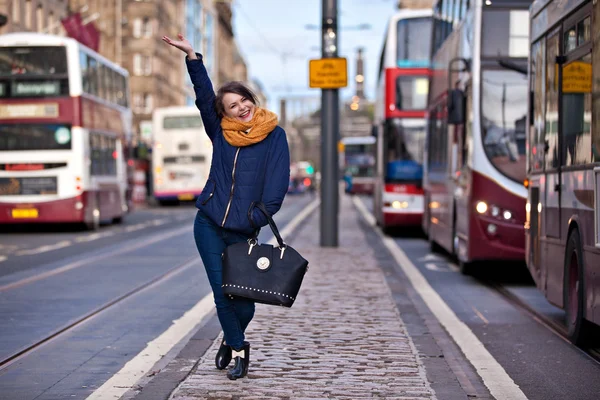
[320,0,339,247]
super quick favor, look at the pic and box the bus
[526,0,600,344]
[341,136,375,195]
[373,9,433,229]
[0,33,132,230]
[423,0,531,273]
[151,106,212,204]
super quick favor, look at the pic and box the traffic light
[305,165,314,175]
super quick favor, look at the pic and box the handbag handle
[252,203,285,248]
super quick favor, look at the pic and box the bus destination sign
[309,58,348,89]
[0,103,59,119]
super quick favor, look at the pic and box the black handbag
[221,203,309,307]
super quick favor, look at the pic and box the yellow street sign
[309,58,348,89]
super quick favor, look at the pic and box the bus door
[544,30,562,241]
[454,83,472,251]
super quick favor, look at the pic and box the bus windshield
[481,69,528,183]
[0,124,72,151]
[386,122,425,182]
[397,17,431,66]
[0,46,69,98]
[163,115,203,130]
[396,75,429,110]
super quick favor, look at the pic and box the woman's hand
[162,34,197,59]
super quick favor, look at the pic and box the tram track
[487,282,600,365]
[0,256,198,373]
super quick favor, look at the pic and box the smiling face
[222,92,256,122]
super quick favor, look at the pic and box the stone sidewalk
[169,195,436,399]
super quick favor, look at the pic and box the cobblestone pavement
[170,196,436,399]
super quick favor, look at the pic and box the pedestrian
[162,34,291,380]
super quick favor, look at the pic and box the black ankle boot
[227,342,250,380]
[215,338,232,370]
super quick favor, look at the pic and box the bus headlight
[75,201,84,210]
[476,201,488,214]
[503,210,512,220]
[491,206,500,217]
[392,201,409,209]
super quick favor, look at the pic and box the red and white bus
[423,0,531,273]
[373,9,433,230]
[0,33,132,229]
[526,0,600,344]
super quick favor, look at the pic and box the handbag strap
[252,202,285,248]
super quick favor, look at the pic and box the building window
[12,0,20,23]
[133,54,152,76]
[48,12,55,34]
[133,92,153,114]
[133,18,142,38]
[25,0,32,29]
[142,17,152,37]
[133,17,152,38]
[36,5,43,32]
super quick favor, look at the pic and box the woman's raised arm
[162,34,220,142]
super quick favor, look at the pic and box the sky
[231,0,399,109]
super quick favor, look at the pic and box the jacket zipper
[221,148,241,227]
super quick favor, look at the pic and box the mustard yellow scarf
[221,108,278,147]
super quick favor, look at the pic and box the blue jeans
[193,210,255,350]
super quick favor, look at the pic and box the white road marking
[353,196,528,400]
[75,231,115,243]
[150,218,169,226]
[15,240,72,256]
[124,223,148,233]
[85,293,215,400]
[418,253,444,262]
[0,256,6,263]
[87,199,319,399]
[0,226,190,292]
[425,262,451,272]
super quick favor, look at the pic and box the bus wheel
[564,230,591,346]
[113,216,124,224]
[86,205,100,231]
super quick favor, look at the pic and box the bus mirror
[448,89,465,125]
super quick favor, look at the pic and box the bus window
[395,76,429,110]
[482,9,529,58]
[396,17,432,65]
[561,54,592,166]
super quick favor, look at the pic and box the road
[0,194,315,400]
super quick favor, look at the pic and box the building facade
[0,0,68,34]
[184,0,217,105]
[215,0,246,85]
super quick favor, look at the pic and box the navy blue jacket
[186,54,290,235]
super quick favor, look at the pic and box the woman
[162,34,290,380]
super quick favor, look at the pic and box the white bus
[423,0,531,273]
[0,33,132,229]
[151,106,212,204]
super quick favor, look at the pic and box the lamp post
[320,0,339,247]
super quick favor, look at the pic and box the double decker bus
[0,33,132,230]
[526,0,600,344]
[151,106,212,205]
[341,136,375,195]
[423,0,531,273]
[373,9,433,229]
